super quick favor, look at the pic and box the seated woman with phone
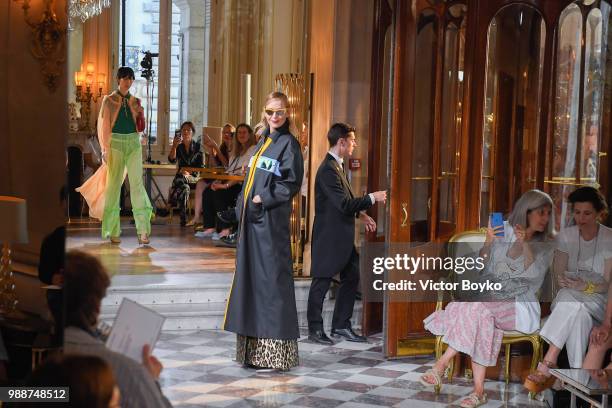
[524,186,612,393]
[420,190,556,408]
[168,121,203,226]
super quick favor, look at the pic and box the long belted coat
[224,121,304,340]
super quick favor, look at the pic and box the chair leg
[530,336,540,372]
[435,335,443,360]
[447,357,455,384]
[504,343,511,384]
[527,336,541,399]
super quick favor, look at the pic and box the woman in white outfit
[525,186,612,393]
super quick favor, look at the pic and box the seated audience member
[196,123,236,238]
[168,121,204,226]
[38,187,66,337]
[201,123,257,239]
[525,187,611,392]
[204,123,234,168]
[192,123,235,229]
[420,190,555,408]
[582,279,612,370]
[63,250,171,408]
[24,354,120,408]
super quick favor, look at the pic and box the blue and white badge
[248,155,281,176]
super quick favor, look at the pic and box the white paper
[106,298,165,362]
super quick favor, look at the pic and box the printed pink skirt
[424,301,516,366]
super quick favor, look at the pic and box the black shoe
[217,208,237,224]
[331,327,367,343]
[215,232,237,248]
[308,329,334,345]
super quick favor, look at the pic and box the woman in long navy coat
[223,92,304,370]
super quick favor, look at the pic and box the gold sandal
[419,368,443,394]
[138,234,150,245]
[459,392,488,408]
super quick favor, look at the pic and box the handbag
[135,98,146,132]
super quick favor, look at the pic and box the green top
[112,92,137,134]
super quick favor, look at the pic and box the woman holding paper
[223,92,303,370]
[525,186,611,392]
[420,190,555,408]
[63,250,171,408]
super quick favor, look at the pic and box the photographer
[168,121,203,226]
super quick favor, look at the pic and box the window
[117,0,182,147]
[547,0,611,229]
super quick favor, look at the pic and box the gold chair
[434,229,542,390]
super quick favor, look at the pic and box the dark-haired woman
[78,67,153,245]
[224,92,304,370]
[168,121,203,226]
[525,186,612,392]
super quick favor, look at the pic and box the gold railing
[275,73,308,275]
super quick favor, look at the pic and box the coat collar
[108,90,135,105]
[261,120,291,143]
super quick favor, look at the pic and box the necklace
[118,90,130,115]
[577,224,599,277]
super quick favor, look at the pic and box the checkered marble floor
[156,330,549,408]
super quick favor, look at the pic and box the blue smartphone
[490,212,504,237]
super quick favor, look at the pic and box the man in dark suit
[307,123,387,344]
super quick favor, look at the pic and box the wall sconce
[12,0,67,93]
[75,63,104,132]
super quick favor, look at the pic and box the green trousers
[102,133,153,238]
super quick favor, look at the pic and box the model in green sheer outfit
[95,67,152,244]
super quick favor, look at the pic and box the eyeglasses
[264,108,287,117]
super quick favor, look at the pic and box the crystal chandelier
[68,0,112,28]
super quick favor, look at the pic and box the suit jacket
[311,153,373,278]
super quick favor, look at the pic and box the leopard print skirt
[236,334,299,370]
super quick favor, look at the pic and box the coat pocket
[247,202,264,223]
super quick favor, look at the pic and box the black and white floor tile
[156,330,549,408]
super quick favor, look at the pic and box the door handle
[401,202,408,227]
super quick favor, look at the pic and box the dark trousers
[203,184,242,229]
[307,247,359,331]
[169,174,190,222]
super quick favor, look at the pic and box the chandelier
[68,0,112,28]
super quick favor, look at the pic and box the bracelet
[584,281,596,294]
